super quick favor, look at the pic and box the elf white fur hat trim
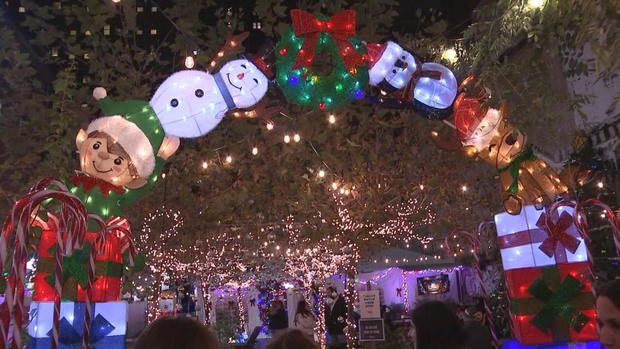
[86,116,155,178]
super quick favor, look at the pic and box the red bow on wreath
[536,211,580,258]
[290,9,363,72]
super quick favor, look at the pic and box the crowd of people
[134,279,620,349]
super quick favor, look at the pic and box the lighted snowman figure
[150,56,273,138]
[366,41,458,110]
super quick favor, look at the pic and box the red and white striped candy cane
[81,214,109,349]
[574,198,620,258]
[0,178,88,349]
[444,225,500,349]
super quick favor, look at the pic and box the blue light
[354,90,364,99]
[288,76,299,85]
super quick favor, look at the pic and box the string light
[318,170,326,178]
[202,161,208,169]
[293,134,301,143]
[284,135,291,143]
[252,147,258,155]
[266,123,274,131]
[441,48,458,64]
[597,181,604,189]
[225,155,233,163]
[328,114,336,124]
[461,185,468,192]
[527,0,545,9]
[184,56,195,69]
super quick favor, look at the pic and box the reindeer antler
[207,31,250,73]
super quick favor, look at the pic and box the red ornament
[319,102,326,110]
[279,48,288,56]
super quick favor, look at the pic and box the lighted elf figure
[366,41,458,117]
[70,87,180,223]
[150,55,274,138]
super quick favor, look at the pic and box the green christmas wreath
[275,10,368,111]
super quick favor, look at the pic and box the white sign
[359,290,381,318]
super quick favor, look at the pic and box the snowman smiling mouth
[226,73,242,91]
[92,161,112,173]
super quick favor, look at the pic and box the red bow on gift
[290,9,363,72]
[536,211,581,258]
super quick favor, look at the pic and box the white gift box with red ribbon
[494,205,588,271]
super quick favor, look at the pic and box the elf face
[220,59,269,108]
[76,130,142,187]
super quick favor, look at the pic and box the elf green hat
[88,87,165,178]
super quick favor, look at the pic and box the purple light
[354,89,364,99]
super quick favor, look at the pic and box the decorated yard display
[275,9,368,111]
[453,79,569,215]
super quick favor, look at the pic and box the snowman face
[219,59,269,108]
[413,62,458,109]
[369,41,417,91]
[150,70,224,138]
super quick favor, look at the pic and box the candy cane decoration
[444,226,500,349]
[0,178,88,349]
[574,198,620,258]
[81,216,136,348]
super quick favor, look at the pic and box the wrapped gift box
[494,205,588,270]
[33,217,126,302]
[27,301,126,349]
[505,262,597,344]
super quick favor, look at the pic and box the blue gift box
[27,301,126,349]
[502,339,601,349]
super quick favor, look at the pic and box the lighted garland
[275,10,368,111]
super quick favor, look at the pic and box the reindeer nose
[237,73,245,80]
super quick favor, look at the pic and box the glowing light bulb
[112,0,120,2]
[461,185,467,192]
[252,147,258,155]
[318,170,326,178]
[202,161,208,169]
[328,114,336,124]
[225,155,232,163]
[293,134,301,142]
[161,173,166,179]
[597,181,604,188]
[332,182,338,190]
[527,0,545,8]
[184,56,195,69]
[284,135,291,143]
[419,184,424,190]
[339,188,345,194]
[266,123,274,131]
[441,48,458,64]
